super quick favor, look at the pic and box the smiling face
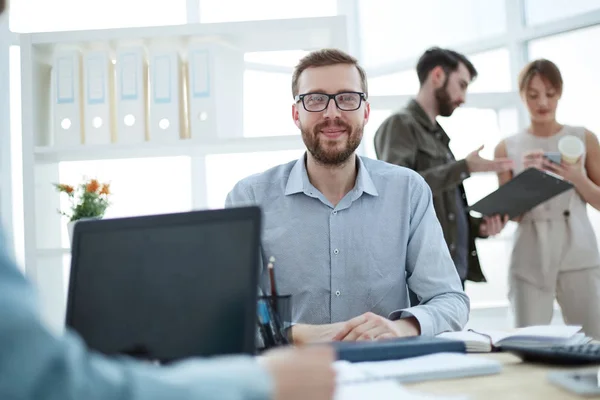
[522,73,561,124]
[292,63,370,166]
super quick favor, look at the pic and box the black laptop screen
[65,207,261,363]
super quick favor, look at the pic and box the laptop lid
[65,206,261,363]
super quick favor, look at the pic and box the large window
[199,0,337,23]
[529,25,600,135]
[357,0,506,68]
[368,70,419,97]
[525,0,600,26]
[9,0,187,32]
[467,48,512,93]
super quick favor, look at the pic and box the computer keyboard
[501,343,600,365]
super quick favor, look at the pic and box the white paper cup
[558,135,584,164]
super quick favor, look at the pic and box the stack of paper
[438,325,590,352]
[334,352,501,385]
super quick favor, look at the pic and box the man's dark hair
[0,0,5,14]
[416,47,477,86]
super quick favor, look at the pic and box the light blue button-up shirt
[0,230,272,400]
[226,154,469,336]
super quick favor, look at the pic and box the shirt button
[448,213,455,221]
[333,249,339,255]
[332,210,337,215]
[563,210,570,217]
[471,250,477,257]
[450,243,456,251]
[460,172,468,180]
[335,290,341,297]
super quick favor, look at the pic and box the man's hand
[466,145,514,174]
[261,346,336,400]
[479,214,509,237]
[291,322,348,345]
[333,312,421,342]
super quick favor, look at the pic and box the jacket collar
[407,99,439,133]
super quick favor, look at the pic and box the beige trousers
[509,266,600,340]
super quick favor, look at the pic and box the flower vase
[67,217,100,245]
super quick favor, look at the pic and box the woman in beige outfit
[495,59,600,339]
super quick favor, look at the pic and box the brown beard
[300,118,363,166]
[435,78,457,117]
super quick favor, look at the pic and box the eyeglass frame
[294,91,367,112]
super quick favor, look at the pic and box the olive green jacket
[373,100,486,283]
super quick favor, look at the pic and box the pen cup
[256,294,292,351]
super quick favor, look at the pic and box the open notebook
[437,325,590,353]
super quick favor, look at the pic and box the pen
[257,299,276,348]
[267,256,278,297]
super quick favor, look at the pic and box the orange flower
[86,179,100,193]
[100,183,110,195]
[56,184,75,194]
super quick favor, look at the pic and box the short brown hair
[416,47,477,85]
[291,48,368,98]
[518,59,563,94]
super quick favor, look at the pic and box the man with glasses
[0,1,337,399]
[226,49,469,344]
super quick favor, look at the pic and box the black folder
[332,336,465,363]
[468,168,573,219]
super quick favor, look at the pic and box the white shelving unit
[19,16,347,330]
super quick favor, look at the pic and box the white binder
[148,46,184,143]
[115,44,148,144]
[51,46,84,147]
[82,47,114,145]
[187,40,243,140]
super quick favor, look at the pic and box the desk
[405,353,599,399]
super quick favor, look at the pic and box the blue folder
[332,336,466,363]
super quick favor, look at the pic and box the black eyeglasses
[294,91,367,112]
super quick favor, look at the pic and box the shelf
[34,135,305,163]
[24,16,346,53]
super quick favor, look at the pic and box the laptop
[65,206,261,364]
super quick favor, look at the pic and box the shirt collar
[285,153,378,197]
